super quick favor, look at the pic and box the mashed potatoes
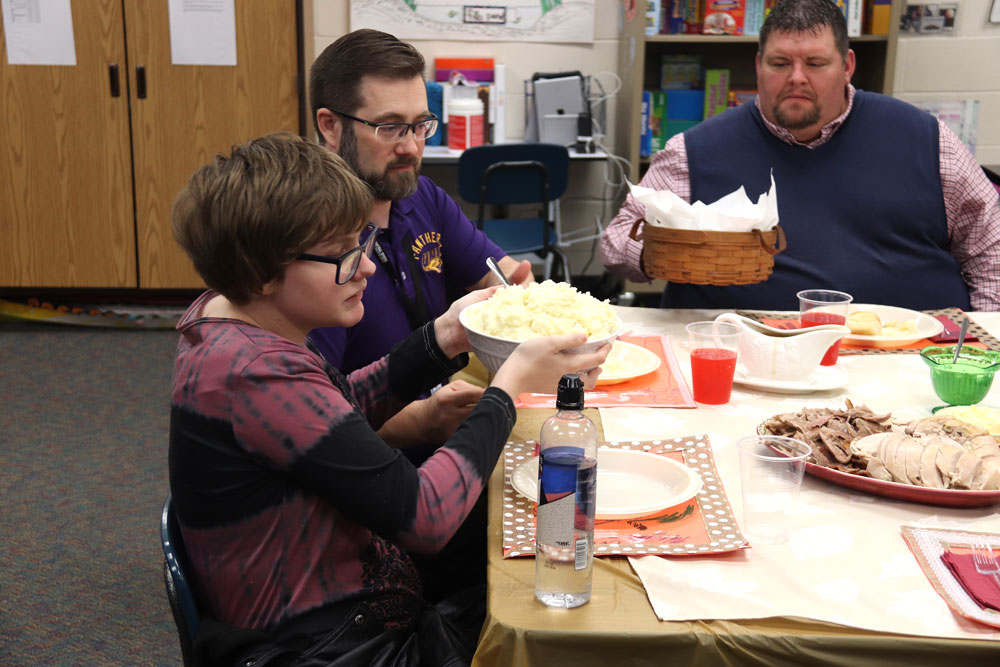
[465,281,619,341]
[935,406,1000,434]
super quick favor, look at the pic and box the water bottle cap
[555,373,584,410]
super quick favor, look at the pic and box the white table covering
[600,307,1000,641]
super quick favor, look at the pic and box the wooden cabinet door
[124,0,301,289]
[0,0,136,287]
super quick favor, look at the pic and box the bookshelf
[614,4,902,182]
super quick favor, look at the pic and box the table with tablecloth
[471,307,1000,666]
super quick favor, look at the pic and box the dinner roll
[848,311,882,336]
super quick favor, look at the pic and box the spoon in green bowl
[952,315,969,364]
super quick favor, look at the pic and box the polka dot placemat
[501,437,749,558]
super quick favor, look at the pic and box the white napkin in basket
[630,173,779,233]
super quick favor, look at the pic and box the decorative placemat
[735,307,1000,355]
[515,335,696,408]
[501,437,748,558]
[901,526,1000,630]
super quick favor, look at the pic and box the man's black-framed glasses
[332,109,439,143]
[297,223,379,285]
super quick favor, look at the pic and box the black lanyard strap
[373,232,431,328]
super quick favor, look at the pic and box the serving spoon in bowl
[952,315,970,364]
[486,256,511,288]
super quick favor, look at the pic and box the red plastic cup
[798,289,853,366]
[686,321,741,404]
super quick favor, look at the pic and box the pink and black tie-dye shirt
[169,291,515,632]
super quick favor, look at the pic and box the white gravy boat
[714,313,850,381]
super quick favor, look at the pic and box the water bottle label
[537,493,576,547]
[537,448,580,548]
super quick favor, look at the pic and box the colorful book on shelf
[645,0,664,35]
[640,90,652,158]
[744,0,765,35]
[666,0,687,34]
[704,69,730,119]
[866,0,891,35]
[649,90,668,152]
[832,0,862,36]
[684,0,703,33]
[848,0,863,36]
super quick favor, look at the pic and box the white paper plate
[596,340,662,386]
[843,304,943,347]
[509,448,702,519]
[733,363,849,394]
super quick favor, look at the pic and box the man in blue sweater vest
[602,0,1000,311]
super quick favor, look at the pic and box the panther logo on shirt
[411,231,443,274]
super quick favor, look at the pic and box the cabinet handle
[108,64,120,97]
[136,66,146,99]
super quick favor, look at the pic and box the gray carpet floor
[0,321,182,665]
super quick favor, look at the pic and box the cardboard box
[728,89,757,107]
[703,0,745,35]
[660,54,702,90]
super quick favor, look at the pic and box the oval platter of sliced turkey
[758,411,1000,508]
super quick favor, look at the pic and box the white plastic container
[447,97,484,150]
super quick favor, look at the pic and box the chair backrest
[456,142,570,206]
[160,494,200,665]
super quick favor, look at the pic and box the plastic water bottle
[534,374,597,608]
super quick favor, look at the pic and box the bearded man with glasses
[306,28,531,607]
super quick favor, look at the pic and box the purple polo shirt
[310,175,504,373]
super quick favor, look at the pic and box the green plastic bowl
[919,345,1000,406]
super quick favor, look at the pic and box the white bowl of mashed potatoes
[459,281,622,375]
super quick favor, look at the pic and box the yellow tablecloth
[472,308,1000,666]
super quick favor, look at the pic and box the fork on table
[971,540,1000,587]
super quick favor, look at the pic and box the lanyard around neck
[372,231,431,329]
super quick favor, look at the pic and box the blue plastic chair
[160,494,199,666]
[457,143,571,281]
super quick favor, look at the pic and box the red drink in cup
[690,347,738,404]
[797,290,853,367]
[686,321,741,405]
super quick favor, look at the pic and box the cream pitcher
[714,313,849,381]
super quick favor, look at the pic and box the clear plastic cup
[685,321,741,405]
[797,289,853,366]
[737,435,811,545]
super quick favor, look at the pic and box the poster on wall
[2,0,76,66]
[167,0,237,66]
[350,0,595,44]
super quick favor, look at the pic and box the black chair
[457,142,571,281]
[160,494,200,666]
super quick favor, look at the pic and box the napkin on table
[941,551,1000,612]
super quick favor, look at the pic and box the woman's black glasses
[297,223,379,285]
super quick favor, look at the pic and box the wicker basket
[630,220,786,286]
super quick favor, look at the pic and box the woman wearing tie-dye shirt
[168,133,609,666]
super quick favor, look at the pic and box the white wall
[893,0,1000,166]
